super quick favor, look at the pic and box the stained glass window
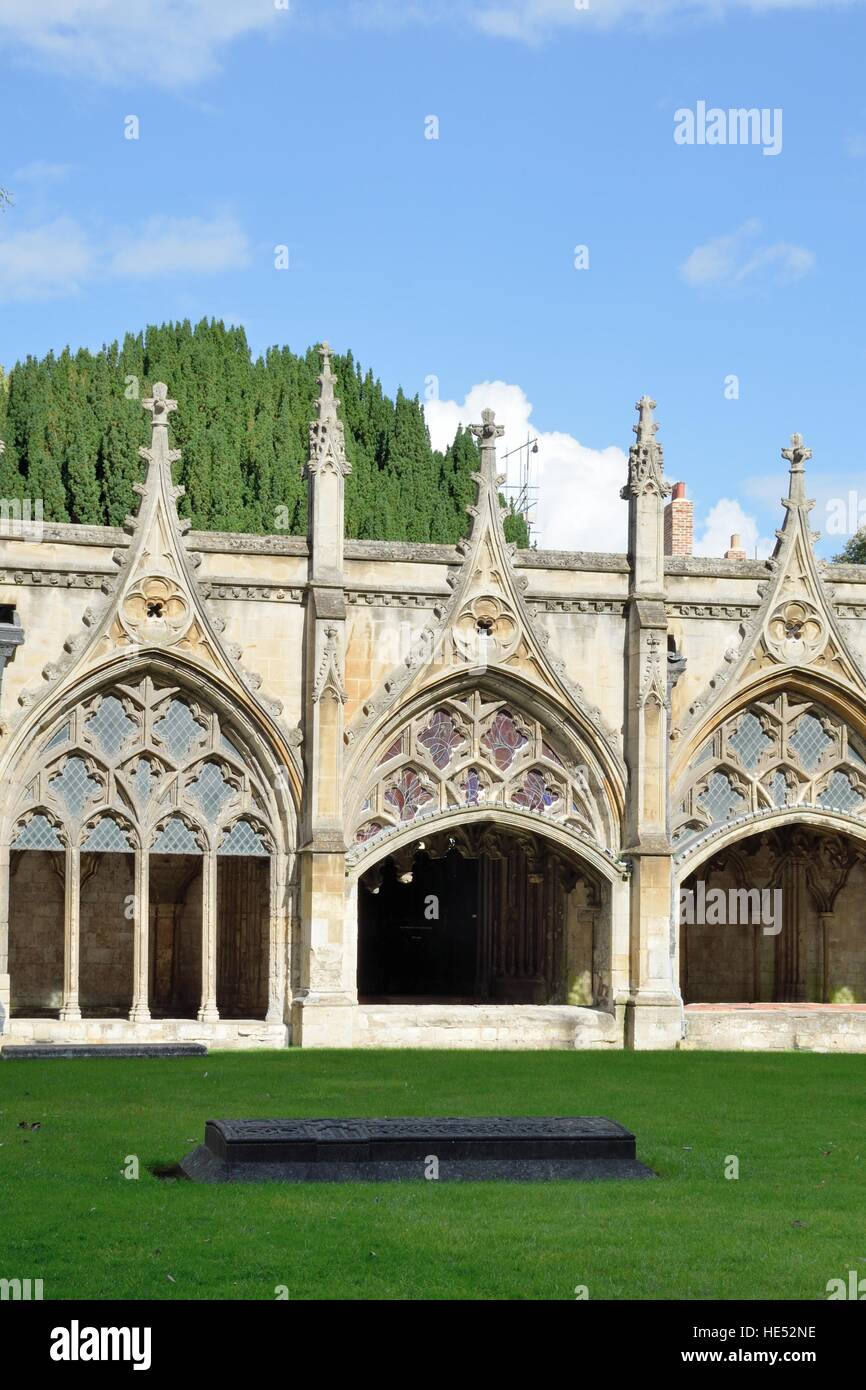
[82,818,133,853]
[355,821,384,844]
[461,770,484,806]
[512,769,557,812]
[49,757,101,819]
[153,699,205,762]
[376,737,402,766]
[84,696,137,761]
[541,741,563,767]
[418,710,463,770]
[481,712,527,772]
[12,814,64,850]
[152,817,202,854]
[384,769,434,822]
[219,820,269,856]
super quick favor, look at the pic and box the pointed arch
[346,669,625,862]
[671,673,866,859]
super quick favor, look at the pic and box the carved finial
[469,407,505,481]
[142,381,177,429]
[633,395,658,444]
[621,394,669,500]
[306,342,351,477]
[781,432,811,505]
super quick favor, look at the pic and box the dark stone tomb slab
[2,1043,208,1060]
[180,1116,655,1183]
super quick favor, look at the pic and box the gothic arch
[671,676,866,859]
[346,672,624,865]
[2,655,296,1027]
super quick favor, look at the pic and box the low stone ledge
[180,1115,654,1183]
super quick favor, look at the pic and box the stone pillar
[267,851,290,1025]
[292,343,354,1048]
[0,842,10,1033]
[60,843,82,1022]
[197,850,219,1023]
[620,397,681,1049]
[129,847,151,1022]
[820,911,833,1003]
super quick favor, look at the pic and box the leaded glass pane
[128,757,159,807]
[384,769,433,822]
[790,713,834,771]
[764,771,790,808]
[221,733,243,761]
[13,814,63,850]
[84,696,136,761]
[817,771,864,813]
[697,771,747,823]
[44,724,70,754]
[82,818,133,853]
[729,711,773,770]
[153,699,205,762]
[481,712,528,772]
[49,756,100,819]
[187,763,235,823]
[152,817,202,854]
[418,710,462,770]
[219,820,269,856]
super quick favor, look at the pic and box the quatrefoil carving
[121,575,191,647]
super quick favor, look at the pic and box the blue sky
[1,0,865,555]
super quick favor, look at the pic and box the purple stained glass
[482,712,528,772]
[418,710,462,770]
[541,741,563,767]
[462,769,484,806]
[377,737,402,767]
[356,821,384,844]
[512,769,557,813]
[384,769,434,822]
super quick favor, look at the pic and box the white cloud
[427,380,779,557]
[0,0,859,84]
[12,160,74,184]
[350,0,861,43]
[0,213,250,301]
[0,217,94,301]
[108,215,250,278]
[0,0,282,87]
[426,380,629,551]
[681,219,815,289]
[693,496,773,558]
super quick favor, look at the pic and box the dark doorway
[359,849,479,1001]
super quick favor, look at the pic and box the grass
[1,1049,864,1300]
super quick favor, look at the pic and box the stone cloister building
[2,346,866,1052]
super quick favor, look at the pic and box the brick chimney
[663,481,693,557]
[725,533,747,560]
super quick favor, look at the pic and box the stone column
[266,851,290,1025]
[197,850,219,1023]
[129,847,151,1022]
[0,842,10,1033]
[620,397,681,1049]
[820,911,833,1003]
[293,344,354,1048]
[60,843,82,1022]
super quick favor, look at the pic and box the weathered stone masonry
[3,352,866,1052]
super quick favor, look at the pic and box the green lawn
[1,1049,864,1300]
